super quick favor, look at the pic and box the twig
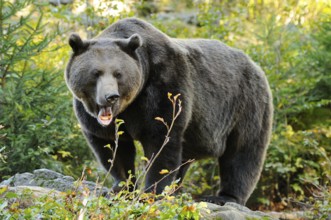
[144,159,195,193]
[132,93,183,204]
[98,119,124,198]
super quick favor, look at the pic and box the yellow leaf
[285,125,294,138]
[166,195,175,201]
[117,131,124,136]
[173,93,181,101]
[16,39,24,46]
[183,205,196,212]
[0,186,8,195]
[115,118,124,126]
[167,92,172,100]
[159,169,169,175]
[155,117,164,122]
[104,144,111,149]
[58,150,72,158]
[141,156,149,162]
[147,198,154,204]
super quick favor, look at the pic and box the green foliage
[0,182,204,220]
[1,0,330,215]
[183,159,220,196]
[0,0,89,180]
[307,183,331,219]
[260,10,331,211]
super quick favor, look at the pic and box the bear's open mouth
[97,107,113,126]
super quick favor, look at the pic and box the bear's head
[65,33,144,126]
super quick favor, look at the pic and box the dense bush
[0,0,89,180]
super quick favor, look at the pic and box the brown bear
[65,18,273,205]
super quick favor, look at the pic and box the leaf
[166,195,175,201]
[141,156,149,162]
[147,197,154,204]
[159,169,169,175]
[104,144,111,149]
[5,192,18,199]
[58,150,72,158]
[117,131,124,136]
[167,92,172,100]
[173,93,181,101]
[155,117,164,122]
[291,183,304,194]
[86,168,92,175]
[0,186,8,195]
[115,118,125,126]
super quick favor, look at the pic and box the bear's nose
[105,93,120,104]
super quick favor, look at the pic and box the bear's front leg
[83,131,136,192]
[141,133,183,194]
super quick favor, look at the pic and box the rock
[1,169,289,219]
[0,168,110,196]
[0,186,62,209]
[201,202,278,220]
[266,211,307,220]
[49,0,73,6]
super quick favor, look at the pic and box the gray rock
[201,202,278,220]
[49,0,73,6]
[0,168,109,195]
[1,169,283,219]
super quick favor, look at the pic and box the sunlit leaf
[159,169,169,175]
[0,186,8,195]
[104,144,111,149]
[141,156,149,162]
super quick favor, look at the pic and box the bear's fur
[65,18,273,205]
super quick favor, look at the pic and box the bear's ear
[69,33,89,54]
[127,33,142,51]
[117,33,142,52]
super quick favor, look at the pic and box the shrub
[0,0,88,181]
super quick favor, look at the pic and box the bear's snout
[105,93,120,104]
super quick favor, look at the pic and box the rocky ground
[1,169,306,219]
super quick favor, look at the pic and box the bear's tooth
[97,107,113,126]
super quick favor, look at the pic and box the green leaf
[5,191,18,199]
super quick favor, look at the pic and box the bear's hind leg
[216,116,271,205]
[217,144,265,205]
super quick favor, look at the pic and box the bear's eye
[113,71,122,79]
[92,69,102,77]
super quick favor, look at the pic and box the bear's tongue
[97,107,113,126]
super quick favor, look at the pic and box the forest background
[0,0,330,216]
